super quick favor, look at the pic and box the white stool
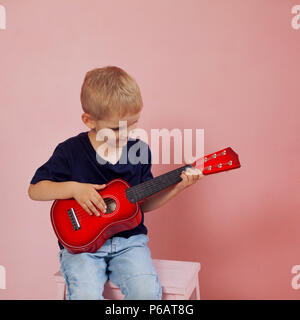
[54,258,201,300]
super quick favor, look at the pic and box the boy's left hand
[174,164,204,192]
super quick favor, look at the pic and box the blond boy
[28,66,202,300]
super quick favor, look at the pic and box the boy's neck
[87,129,125,164]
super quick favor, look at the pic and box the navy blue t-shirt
[30,131,154,250]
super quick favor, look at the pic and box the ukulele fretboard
[125,164,192,204]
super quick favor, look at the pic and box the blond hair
[80,66,143,120]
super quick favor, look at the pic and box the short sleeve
[140,143,153,183]
[30,143,71,184]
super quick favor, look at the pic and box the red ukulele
[51,147,241,253]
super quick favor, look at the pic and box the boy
[28,66,203,300]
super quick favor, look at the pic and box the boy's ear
[82,113,96,130]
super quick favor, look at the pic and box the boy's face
[86,111,141,148]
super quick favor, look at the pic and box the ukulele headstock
[191,147,241,175]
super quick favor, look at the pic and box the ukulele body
[50,178,141,254]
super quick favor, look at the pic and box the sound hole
[103,198,117,214]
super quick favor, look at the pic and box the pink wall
[0,0,299,299]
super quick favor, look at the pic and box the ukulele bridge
[67,208,81,231]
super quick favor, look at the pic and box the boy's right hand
[72,182,107,216]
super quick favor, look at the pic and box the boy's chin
[118,140,128,147]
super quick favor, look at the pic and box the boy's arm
[28,180,75,201]
[29,143,108,215]
[28,180,107,215]
[140,168,203,213]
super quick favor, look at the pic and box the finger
[189,171,197,183]
[93,192,107,209]
[185,169,195,182]
[92,184,107,190]
[178,172,187,187]
[187,173,194,185]
[188,168,202,183]
[193,169,200,183]
[91,194,106,213]
[195,169,204,180]
[189,169,198,180]
[86,200,101,216]
[193,174,199,182]
[188,171,196,182]
[81,203,93,215]
[195,168,203,176]
[185,168,195,176]
[182,171,192,184]
[180,171,188,182]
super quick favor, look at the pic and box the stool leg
[164,293,183,300]
[195,277,200,300]
[56,282,66,300]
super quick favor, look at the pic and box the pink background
[0,0,299,299]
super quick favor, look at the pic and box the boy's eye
[110,121,138,131]
[109,127,122,131]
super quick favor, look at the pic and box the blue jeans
[58,234,162,300]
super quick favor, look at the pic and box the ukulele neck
[125,164,193,204]
[125,147,241,204]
